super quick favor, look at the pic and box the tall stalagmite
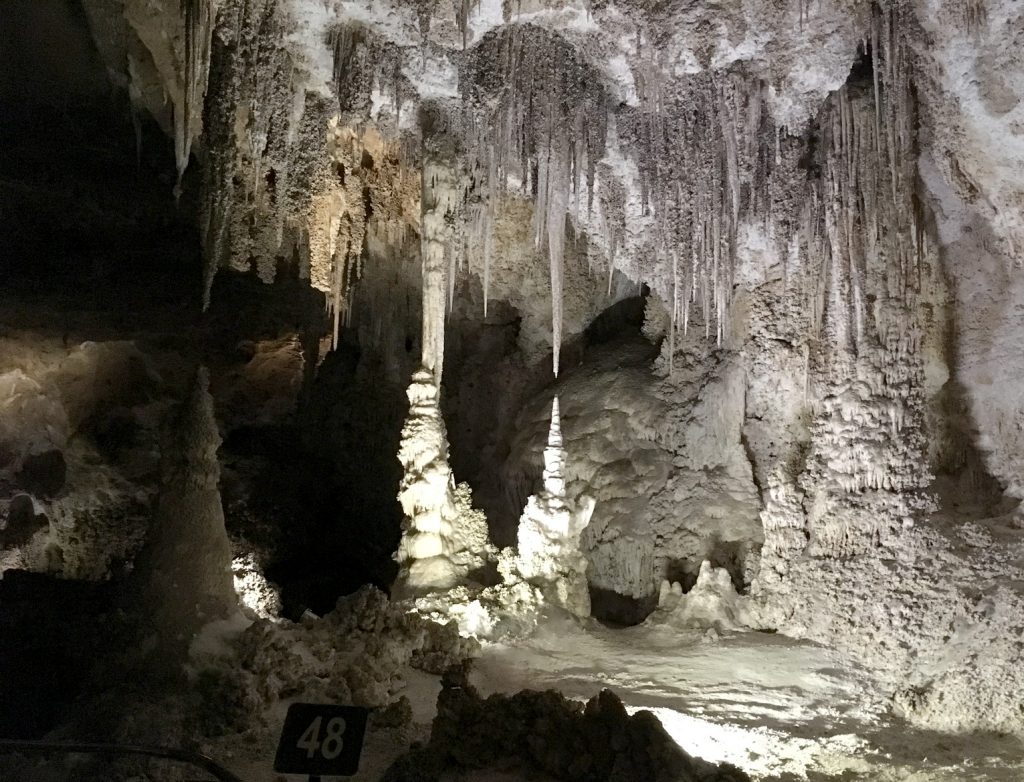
[130,367,236,655]
[509,397,593,617]
[392,370,491,599]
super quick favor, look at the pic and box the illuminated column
[392,108,489,599]
[393,369,462,598]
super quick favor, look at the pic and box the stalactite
[447,233,458,316]
[465,141,499,317]
[178,0,214,186]
[420,103,461,384]
[789,3,940,559]
[965,0,987,34]
[619,69,771,352]
[331,23,409,121]
[455,0,480,49]
[461,25,608,376]
[199,2,323,309]
[332,26,372,117]
[802,2,920,357]
[543,138,569,376]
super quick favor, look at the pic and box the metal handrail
[0,739,245,782]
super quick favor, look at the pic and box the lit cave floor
[218,616,1024,782]
[471,618,1024,781]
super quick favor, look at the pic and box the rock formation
[393,368,491,599]
[129,368,237,654]
[503,397,594,617]
[6,0,1024,775]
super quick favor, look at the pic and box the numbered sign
[273,703,370,777]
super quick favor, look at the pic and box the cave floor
[218,614,1024,781]
[464,616,1024,782]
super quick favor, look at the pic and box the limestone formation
[8,0,1024,776]
[393,368,491,599]
[504,397,594,617]
[129,368,237,653]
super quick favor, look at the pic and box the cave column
[392,104,491,600]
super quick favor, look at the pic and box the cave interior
[2,0,1024,779]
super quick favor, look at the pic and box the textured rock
[52,0,1024,748]
[219,586,477,715]
[384,664,751,782]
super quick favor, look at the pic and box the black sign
[273,703,370,777]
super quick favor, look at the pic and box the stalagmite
[507,397,594,617]
[129,367,237,656]
[392,370,492,600]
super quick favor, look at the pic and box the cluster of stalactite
[199,11,418,333]
[619,67,777,359]
[801,8,924,352]
[965,0,988,34]
[321,25,421,341]
[330,24,411,127]
[199,0,314,306]
[787,5,942,559]
[317,6,947,575]
[460,24,610,376]
[322,23,615,378]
